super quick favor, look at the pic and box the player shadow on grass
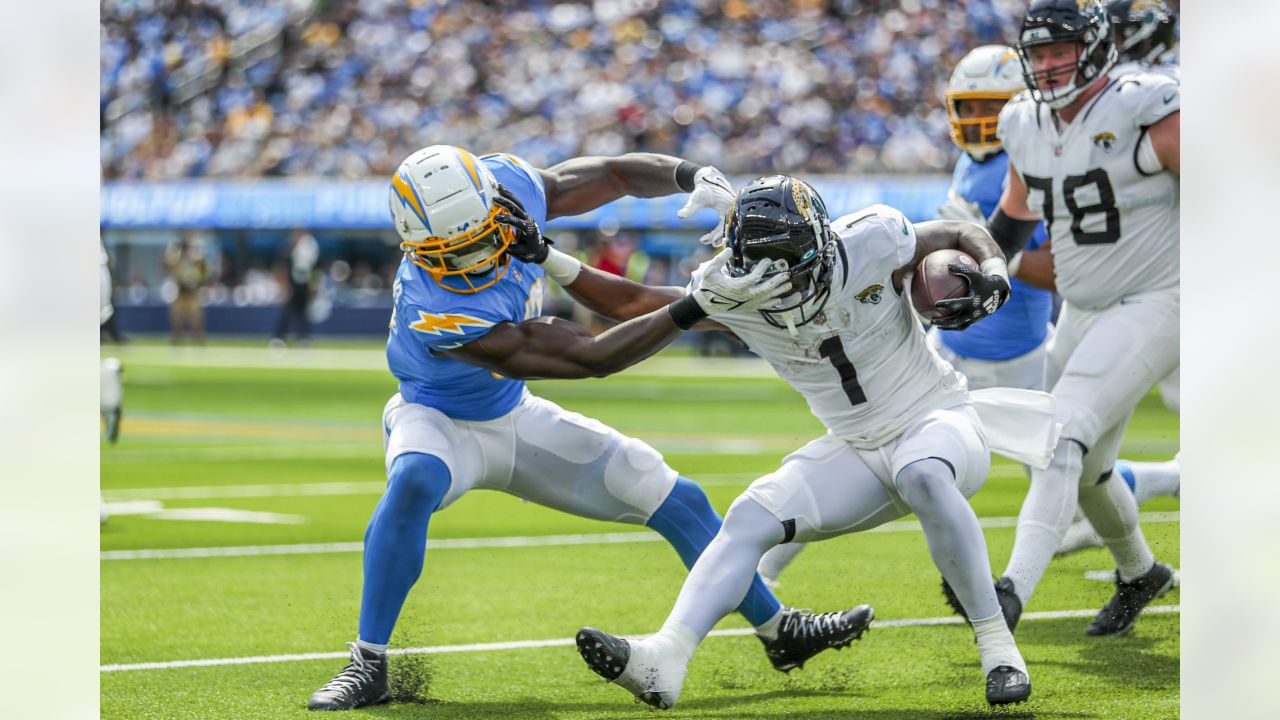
[360,693,1089,720]
[1016,617,1178,692]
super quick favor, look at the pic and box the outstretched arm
[538,154,721,219]
[559,262,725,330]
[442,310,687,380]
[443,255,788,379]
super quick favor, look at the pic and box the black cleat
[995,576,1023,633]
[308,643,390,711]
[759,605,874,672]
[941,577,1022,633]
[941,577,968,619]
[576,627,631,682]
[986,665,1031,705]
[1086,562,1175,636]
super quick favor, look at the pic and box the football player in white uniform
[542,175,1047,706]
[984,0,1179,635]
[757,44,1059,590]
[1108,0,1179,80]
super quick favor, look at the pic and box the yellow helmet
[945,45,1025,161]
[389,145,516,293]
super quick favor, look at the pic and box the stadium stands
[101,0,1028,180]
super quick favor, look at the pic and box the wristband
[1007,251,1023,276]
[988,208,1039,260]
[674,161,704,193]
[541,248,582,285]
[979,257,1010,283]
[668,294,709,330]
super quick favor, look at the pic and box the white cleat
[576,628,688,710]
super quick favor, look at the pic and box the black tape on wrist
[668,294,709,330]
[987,208,1039,261]
[674,161,703,193]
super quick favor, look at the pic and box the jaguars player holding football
[758,45,1057,589]
[307,146,871,711]
[544,176,1052,706]
[983,0,1180,636]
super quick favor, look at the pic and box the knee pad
[894,459,954,506]
[388,453,452,512]
[1055,398,1103,453]
[604,437,677,518]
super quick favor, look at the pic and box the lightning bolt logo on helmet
[388,145,518,294]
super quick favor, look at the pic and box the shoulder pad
[1111,71,1179,128]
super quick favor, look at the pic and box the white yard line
[99,604,1180,673]
[101,512,1179,561]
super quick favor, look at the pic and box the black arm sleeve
[987,208,1040,261]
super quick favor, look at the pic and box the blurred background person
[272,229,320,347]
[100,239,126,343]
[163,231,208,344]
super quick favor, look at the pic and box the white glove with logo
[936,194,986,225]
[677,166,736,247]
[690,251,792,314]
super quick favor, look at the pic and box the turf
[101,341,1179,719]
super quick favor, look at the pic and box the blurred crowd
[101,0,1030,180]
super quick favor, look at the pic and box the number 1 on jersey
[818,336,867,406]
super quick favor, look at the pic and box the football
[910,248,978,322]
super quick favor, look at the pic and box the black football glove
[493,185,551,264]
[932,263,1011,331]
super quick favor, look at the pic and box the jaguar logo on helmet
[725,175,836,333]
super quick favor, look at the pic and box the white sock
[973,613,1027,676]
[356,639,388,655]
[1080,475,1155,582]
[648,620,698,663]
[753,608,785,641]
[1126,457,1181,504]
[1004,440,1083,606]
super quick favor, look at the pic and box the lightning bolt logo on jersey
[386,153,547,421]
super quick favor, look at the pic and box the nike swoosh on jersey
[1162,92,1176,104]
[901,218,910,235]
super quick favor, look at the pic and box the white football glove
[690,251,792,315]
[936,194,986,225]
[677,166,736,247]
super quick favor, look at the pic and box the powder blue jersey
[386,153,547,421]
[940,150,1053,361]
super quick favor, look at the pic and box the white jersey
[1112,61,1179,83]
[689,205,968,450]
[998,70,1180,310]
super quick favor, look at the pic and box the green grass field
[100,341,1179,719]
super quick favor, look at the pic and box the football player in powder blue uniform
[308,146,873,711]
[931,45,1054,392]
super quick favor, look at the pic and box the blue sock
[646,476,783,627]
[1114,460,1137,493]
[357,453,451,646]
